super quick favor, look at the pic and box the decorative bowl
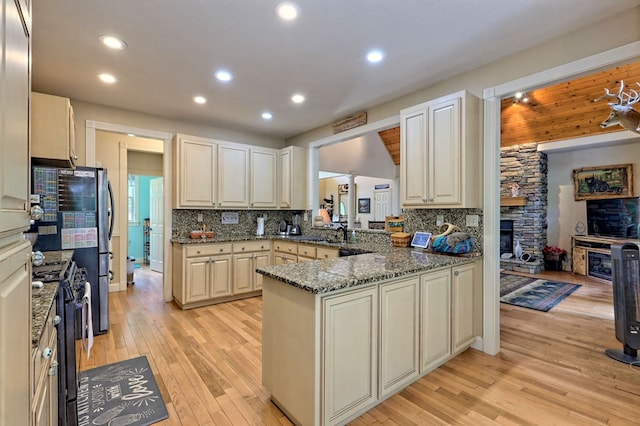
[189,231,215,239]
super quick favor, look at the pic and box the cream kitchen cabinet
[250,147,278,209]
[316,246,339,260]
[31,303,58,426]
[297,244,317,262]
[218,143,249,208]
[452,261,481,354]
[31,92,77,168]
[173,134,218,208]
[172,243,233,308]
[232,240,271,293]
[0,0,30,235]
[419,268,451,373]
[273,240,298,264]
[400,91,480,208]
[322,286,378,425]
[0,241,32,426]
[379,277,419,398]
[279,146,307,210]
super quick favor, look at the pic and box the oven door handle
[108,270,114,282]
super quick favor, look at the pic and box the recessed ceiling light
[127,133,136,137]
[194,96,207,104]
[366,50,384,63]
[262,112,273,120]
[291,94,305,104]
[99,35,127,50]
[275,2,299,20]
[98,73,117,84]
[215,70,233,82]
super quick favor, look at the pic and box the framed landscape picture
[358,198,370,214]
[573,163,633,200]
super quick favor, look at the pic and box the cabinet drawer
[297,244,316,258]
[185,243,232,257]
[233,240,271,253]
[317,247,339,260]
[273,241,297,254]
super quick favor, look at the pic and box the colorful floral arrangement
[543,245,567,258]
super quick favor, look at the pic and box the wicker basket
[391,232,411,247]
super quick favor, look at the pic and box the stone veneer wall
[500,143,548,270]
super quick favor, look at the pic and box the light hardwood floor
[78,267,640,425]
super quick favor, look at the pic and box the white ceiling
[32,0,640,140]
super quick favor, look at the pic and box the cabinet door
[428,96,461,205]
[218,144,249,208]
[279,146,307,210]
[379,277,419,398]
[0,241,31,426]
[279,148,293,208]
[185,257,210,303]
[253,252,271,290]
[210,254,232,298]
[233,253,254,294]
[177,136,217,207]
[420,269,451,373]
[452,263,476,354]
[400,107,428,206]
[274,252,297,265]
[573,246,586,275]
[0,0,30,234]
[250,148,277,208]
[323,287,378,425]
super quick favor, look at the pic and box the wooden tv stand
[572,235,637,282]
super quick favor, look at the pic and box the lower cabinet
[323,287,378,425]
[32,302,59,426]
[232,241,271,293]
[420,269,451,373]
[379,277,419,398]
[262,259,481,426]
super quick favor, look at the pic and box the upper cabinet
[279,146,307,210]
[31,92,77,169]
[0,0,31,236]
[218,143,249,208]
[173,135,298,210]
[400,91,481,208]
[173,134,218,208]
[250,147,278,209]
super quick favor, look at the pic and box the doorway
[86,121,173,301]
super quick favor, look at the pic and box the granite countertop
[31,250,74,348]
[256,247,480,294]
[31,282,58,347]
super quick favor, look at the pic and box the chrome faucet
[336,225,348,243]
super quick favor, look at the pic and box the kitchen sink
[285,235,330,242]
[338,247,370,257]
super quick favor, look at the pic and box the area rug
[500,273,581,312]
[77,355,168,426]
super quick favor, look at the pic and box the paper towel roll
[256,217,265,236]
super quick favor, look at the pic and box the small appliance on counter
[277,219,289,236]
[288,213,302,235]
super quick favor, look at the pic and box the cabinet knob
[197,250,201,254]
[53,315,61,326]
[454,271,460,276]
[42,347,53,359]
[428,197,434,202]
[241,247,245,251]
[219,248,223,252]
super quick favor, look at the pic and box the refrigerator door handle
[107,180,115,241]
[108,270,114,282]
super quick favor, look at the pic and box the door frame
[85,121,173,302]
[149,177,164,273]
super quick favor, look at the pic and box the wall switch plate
[436,215,444,226]
[466,214,479,227]
[197,213,203,222]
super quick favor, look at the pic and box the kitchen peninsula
[257,249,482,426]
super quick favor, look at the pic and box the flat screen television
[586,197,640,238]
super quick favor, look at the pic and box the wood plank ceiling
[372,61,640,164]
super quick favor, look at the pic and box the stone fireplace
[500,143,548,273]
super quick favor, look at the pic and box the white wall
[318,133,398,179]
[547,141,640,259]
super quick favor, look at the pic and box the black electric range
[33,251,82,426]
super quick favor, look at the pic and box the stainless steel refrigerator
[30,165,114,335]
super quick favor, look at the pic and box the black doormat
[77,355,168,426]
